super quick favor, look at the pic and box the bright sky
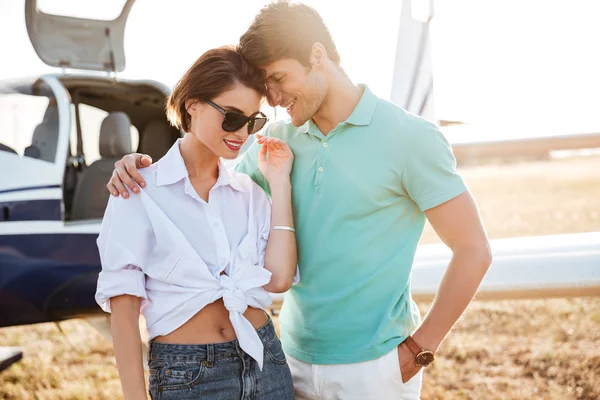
[1,0,599,139]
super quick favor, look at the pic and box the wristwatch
[402,336,435,367]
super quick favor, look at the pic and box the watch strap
[403,335,424,357]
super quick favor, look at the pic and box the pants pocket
[156,360,206,392]
[263,335,288,365]
[395,345,405,383]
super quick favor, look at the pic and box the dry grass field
[1,155,599,400]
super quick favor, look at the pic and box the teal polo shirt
[235,85,467,364]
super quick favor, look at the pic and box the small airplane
[0,0,182,371]
[1,0,598,373]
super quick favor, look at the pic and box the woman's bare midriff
[152,299,268,345]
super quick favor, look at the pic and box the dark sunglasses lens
[222,113,247,132]
[250,118,267,134]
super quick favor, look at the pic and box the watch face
[416,351,435,367]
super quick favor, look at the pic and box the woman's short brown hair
[166,46,266,132]
[238,1,340,68]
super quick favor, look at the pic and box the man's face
[263,58,327,127]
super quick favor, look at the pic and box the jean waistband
[148,316,276,362]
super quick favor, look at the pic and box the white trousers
[287,347,423,400]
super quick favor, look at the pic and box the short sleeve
[401,121,467,211]
[95,194,155,312]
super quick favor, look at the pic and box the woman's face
[186,84,264,159]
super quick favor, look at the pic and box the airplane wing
[270,231,600,307]
[411,231,600,301]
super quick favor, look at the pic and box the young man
[106,2,492,399]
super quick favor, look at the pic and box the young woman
[95,46,298,400]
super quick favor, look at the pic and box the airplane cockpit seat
[23,145,41,159]
[70,112,132,220]
[139,118,177,162]
[24,103,59,163]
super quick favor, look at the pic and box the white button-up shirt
[95,139,296,369]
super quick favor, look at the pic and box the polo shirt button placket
[315,165,324,194]
[315,139,328,194]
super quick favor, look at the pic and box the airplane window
[0,90,59,163]
[77,104,138,165]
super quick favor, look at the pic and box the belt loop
[206,344,215,368]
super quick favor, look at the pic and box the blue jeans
[147,318,294,400]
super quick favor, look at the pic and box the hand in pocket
[397,342,422,383]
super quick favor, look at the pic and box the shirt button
[318,167,324,173]
[213,222,219,228]
[322,142,328,147]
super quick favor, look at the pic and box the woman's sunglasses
[206,100,268,135]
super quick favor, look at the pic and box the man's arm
[106,126,273,198]
[415,191,492,350]
[396,119,492,382]
[398,191,491,382]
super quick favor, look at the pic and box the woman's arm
[96,193,154,399]
[110,295,147,400]
[262,179,297,293]
[256,135,298,293]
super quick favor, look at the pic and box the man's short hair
[238,1,341,67]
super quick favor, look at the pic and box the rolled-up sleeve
[95,194,154,312]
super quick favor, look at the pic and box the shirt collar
[298,119,323,138]
[298,84,377,136]
[215,158,245,192]
[345,84,378,126]
[156,139,245,192]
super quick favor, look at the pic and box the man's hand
[106,153,152,198]
[398,342,421,383]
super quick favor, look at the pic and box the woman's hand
[256,134,294,185]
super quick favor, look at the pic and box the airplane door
[25,0,135,73]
